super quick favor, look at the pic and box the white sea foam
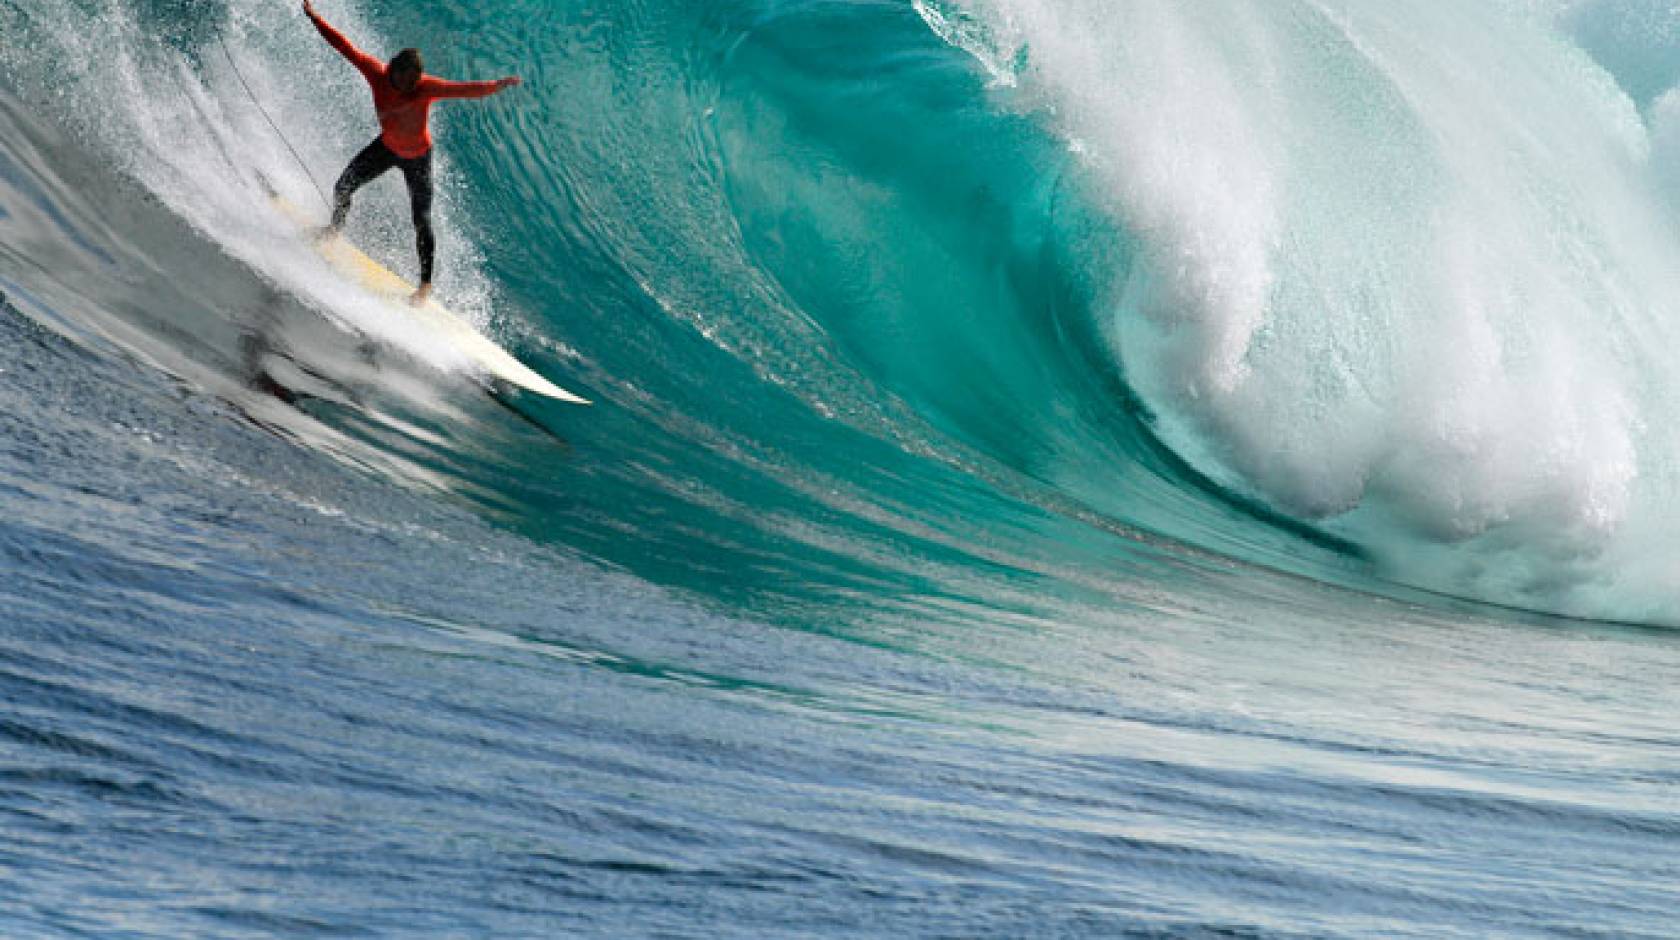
[923,0,1680,619]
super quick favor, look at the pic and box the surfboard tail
[270,194,592,406]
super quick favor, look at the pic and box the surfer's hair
[389,48,423,76]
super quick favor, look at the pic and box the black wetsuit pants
[331,138,435,285]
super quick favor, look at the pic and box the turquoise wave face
[6,0,1680,625]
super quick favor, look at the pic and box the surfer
[302,1,520,305]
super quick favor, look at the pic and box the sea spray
[923,0,1680,616]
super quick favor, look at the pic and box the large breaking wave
[6,0,1680,623]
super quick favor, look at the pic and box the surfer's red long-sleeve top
[308,10,501,159]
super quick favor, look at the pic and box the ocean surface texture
[2,0,1678,936]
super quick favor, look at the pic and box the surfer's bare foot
[409,282,434,306]
[312,224,341,245]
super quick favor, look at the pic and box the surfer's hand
[497,76,522,90]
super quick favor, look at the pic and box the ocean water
[1,0,1678,935]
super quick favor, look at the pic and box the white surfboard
[272,196,590,405]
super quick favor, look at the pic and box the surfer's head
[388,48,424,93]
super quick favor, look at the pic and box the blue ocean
[2,0,1678,935]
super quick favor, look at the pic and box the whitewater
[1,0,1677,935]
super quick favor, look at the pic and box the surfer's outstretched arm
[419,76,523,100]
[302,1,381,81]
